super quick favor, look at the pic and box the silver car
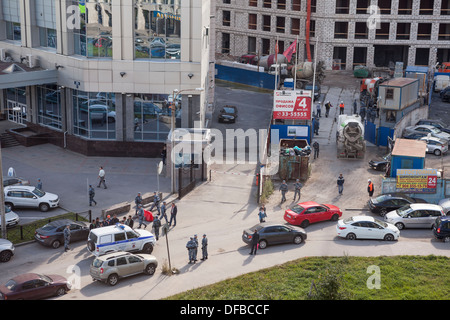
[90,251,158,286]
[419,136,448,156]
[403,125,450,141]
[0,239,15,263]
[384,203,445,230]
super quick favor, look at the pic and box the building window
[396,23,411,40]
[5,22,21,41]
[263,15,271,32]
[134,94,171,142]
[222,33,230,54]
[438,24,450,41]
[2,0,21,42]
[263,0,272,8]
[310,20,316,38]
[262,38,270,55]
[376,23,390,40]
[355,22,368,39]
[223,0,231,3]
[72,0,113,58]
[291,18,300,35]
[248,36,257,54]
[336,0,349,14]
[248,14,257,30]
[334,22,348,39]
[39,28,57,49]
[72,90,116,140]
[378,0,391,14]
[419,0,434,15]
[223,11,231,27]
[356,0,369,14]
[292,0,301,11]
[276,17,285,33]
[134,0,181,60]
[415,48,430,66]
[417,23,432,40]
[249,0,258,6]
[37,84,61,130]
[277,0,286,10]
[442,0,450,15]
[385,88,394,99]
[398,0,413,15]
[35,0,57,49]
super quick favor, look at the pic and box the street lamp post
[0,147,6,239]
[170,87,204,194]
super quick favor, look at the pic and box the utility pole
[0,147,7,239]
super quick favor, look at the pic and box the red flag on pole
[283,40,297,63]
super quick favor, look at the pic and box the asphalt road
[1,80,450,302]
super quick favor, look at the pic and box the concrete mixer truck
[336,114,366,159]
[290,61,326,89]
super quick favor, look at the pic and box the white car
[384,203,445,230]
[4,186,60,212]
[86,224,156,256]
[336,215,399,241]
[0,207,20,228]
[419,136,448,156]
[403,125,450,141]
[0,239,14,262]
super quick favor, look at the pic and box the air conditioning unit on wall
[27,54,39,68]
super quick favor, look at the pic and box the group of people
[88,166,108,206]
[336,173,375,197]
[279,179,304,203]
[89,214,134,230]
[186,234,208,264]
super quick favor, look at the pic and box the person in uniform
[368,179,374,197]
[152,215,161,240]
[135,192,142,214]
[160,201,169,224]
[89,185,97,206]
[313,141,320,159]
[201,234,208,261]
[279,180,288,203]
[149,191,161,214]
[293,179,303,202]
[137,204,146,229]
[63,224,71,252]
[186,237,197,264]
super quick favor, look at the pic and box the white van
[87,224,156,256]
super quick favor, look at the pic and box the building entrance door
[7,100,27,124]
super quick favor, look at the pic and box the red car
[284,201,342,228]
[0,273,71,300]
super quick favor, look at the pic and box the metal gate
[364,120,377,145]
[377,126,395,147]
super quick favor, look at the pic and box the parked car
[0,273,71,300]
[4,186,60,212]
[284,201,342,228]
[368,193,427,217]
[440,86,450,100]
[87,224,156,256]
[218,105,238,123]
[384,203,445,230]
[432,216,450,242]
[90,251,158,286]
[35,219,90,249]
[242,223,307,249]
[403,125,450,141]
[0,239,14,263]
[415,119,450,134]
[0,206,20,228]
[419,136,448,156]
[438,198,450,214]
[403,132,428,140]
[2,176,30,187]
[336,216,399,241]
[369,153,391,171]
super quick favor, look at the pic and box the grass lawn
[166,255,450,300]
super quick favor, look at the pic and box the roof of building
[380,77,418,88]
[392,138,427,158]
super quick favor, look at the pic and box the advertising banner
[273,91,312,120]
[396,169,438,193]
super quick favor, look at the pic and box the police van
[87,224,156,256]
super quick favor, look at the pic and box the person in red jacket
[368,179,374,197]
[339,101,345,115]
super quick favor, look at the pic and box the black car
[368,193,427,216]
[369,153,391,171]
[415,119,450,134]
[433,216,450,242]
[35,219,90,249]
[242,223,307,249]
[218,105,238,123]
[440,86,450,101]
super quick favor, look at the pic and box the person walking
[293,179,303,202]
[353,99,358,114]
[325,101,332,118]
[160,201,169,224]
[137,204,146,229]
[135,192,142,214]
[337,173,345,195]
[89,185,97,206]
[339,101,345,115]
[37,179,43,190]
[152,215,161,240]
[368,179,374,197]
[97,166,107,189]
[149,191,161,215]
[279,180,288,203]
[316,103,322,118]
[201,234,208,261]
[186,237,197,264]
[314,117,320,135]
[169,202,178,227]
[249,229,260,255]
[313,141,319,159]
[258,207,267,223]
[63,224,71,252]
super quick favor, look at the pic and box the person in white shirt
[97,166,107,189]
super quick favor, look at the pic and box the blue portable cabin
[390,138,427,178]
[405,66,429,97]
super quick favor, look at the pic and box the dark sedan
[369,153,391,171]
[35,219,90,249]
[415,119,450,134]
[368,193,427,217]
[0,273,71,300]
[242,223,307,249]
[218,105,238,123]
